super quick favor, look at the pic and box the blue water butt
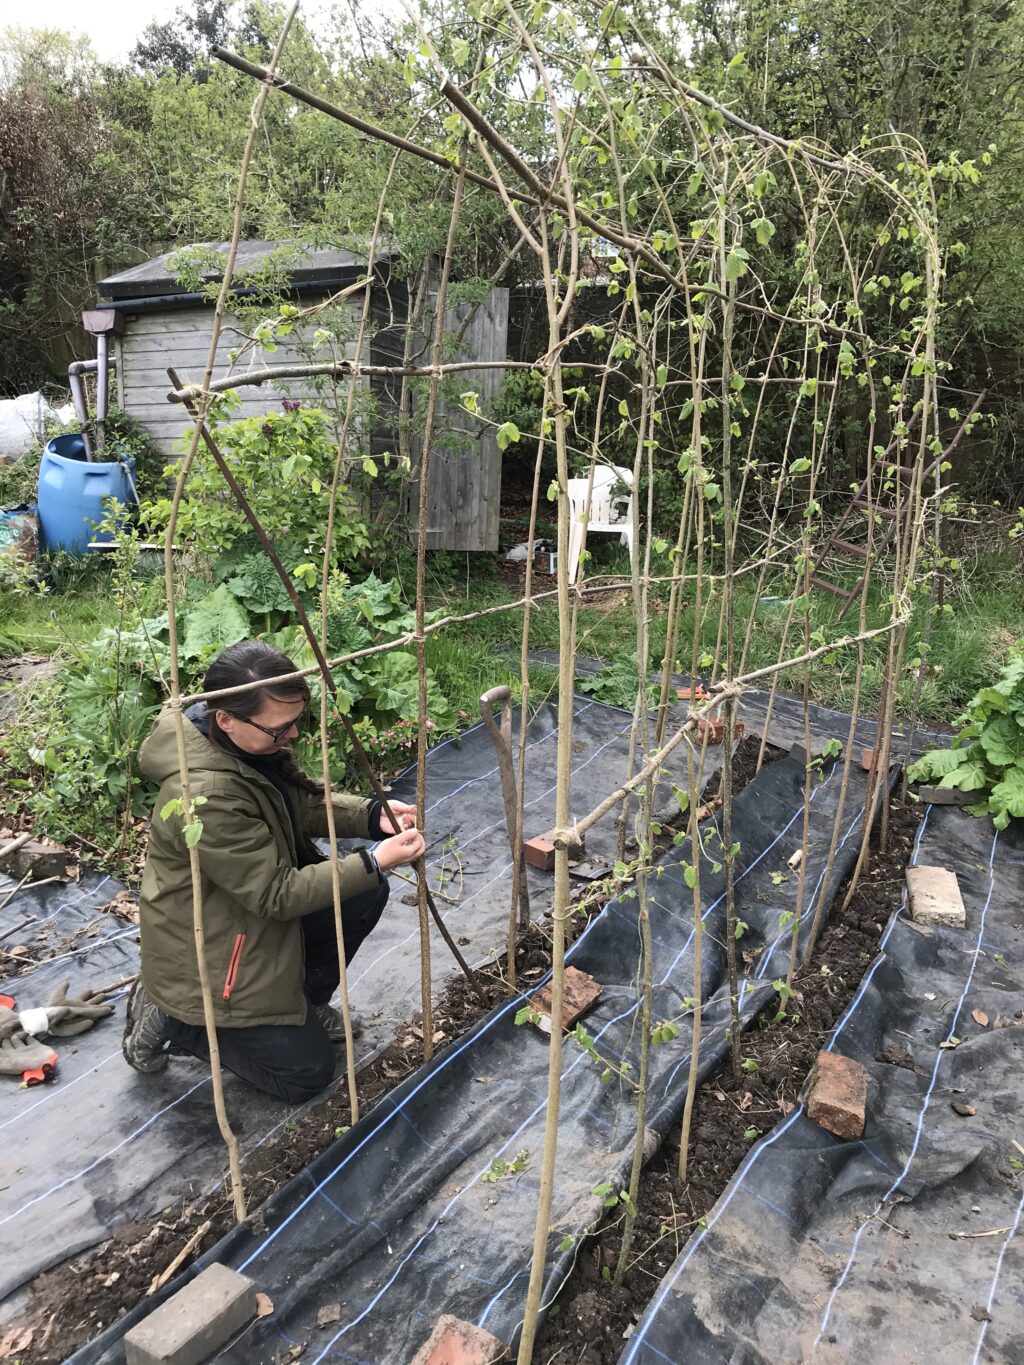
[37,435,137,554]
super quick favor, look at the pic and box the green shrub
[140,401,371,575]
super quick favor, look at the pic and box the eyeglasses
[235,712,306,743]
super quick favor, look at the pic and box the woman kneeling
[122,640,423,1104]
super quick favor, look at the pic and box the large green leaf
[181,585,251,660]
[224,554,296,614]
[938,745,990,792]
[908,746,967,783]
[979,714,1024,768]
[967,655,1024,722]
[989,764,1024,824]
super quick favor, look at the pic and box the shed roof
[97,241,383,302]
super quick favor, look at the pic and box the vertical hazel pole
[517,207,575,1365]
[677,740,703,1183]
[413,148,470,1062]
[717,197,742,1082]
[509,10,580,1352]
[161,2,298,1224]
[615,326,658,1283]
[508,404,548,994]
[316,159,400,1124]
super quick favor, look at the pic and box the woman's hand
[376,826,426,870]
[378,801,417,835]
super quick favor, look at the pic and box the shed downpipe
[67,359,97,461]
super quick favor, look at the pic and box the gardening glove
[19,981,115,1039]
[0,1028,58,1084]
[0,1004,20,1042]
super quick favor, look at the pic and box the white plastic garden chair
[565,464,635,585]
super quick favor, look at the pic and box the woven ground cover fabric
[72,747,878,1364]
[0,697,697,1308]
[620,803,1024,1365]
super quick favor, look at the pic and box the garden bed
[5,737,758,1364]
[539,799,921,1365]
[60,733,887,1365]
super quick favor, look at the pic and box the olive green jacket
[137,707,380,1028]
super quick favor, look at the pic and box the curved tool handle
[479,685,512,749]
[479,685,531,929]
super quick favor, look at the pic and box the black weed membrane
[621,803,1024,1365]
[73,748,879,1364]
[1,699,697,1306]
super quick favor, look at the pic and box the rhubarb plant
[909,643,1024,829]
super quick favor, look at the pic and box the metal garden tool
[479,686,530,930]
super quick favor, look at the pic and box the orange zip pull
[222,933,246,999]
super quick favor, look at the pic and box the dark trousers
[166,879,388,1105]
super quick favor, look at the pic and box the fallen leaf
[0,1327,33,1358]
[939,1036,961,1050]
[474,1075,494,1085]
[432,1030,445,1044]
[316,1303,341,1328]
[993,1015,1015,1029]
[778,1098,795,1115]
[971,1306,993,1323]
[739,1092,753,1112]
[952,1101,977,1117]
[972,1009,989,1028]
[714,1089,727,1102]
[7,945,27,957]
[255,1292,274,1317]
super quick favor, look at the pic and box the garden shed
[95,242,509,550]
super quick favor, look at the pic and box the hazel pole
[159,2,301,1224]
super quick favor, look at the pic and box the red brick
[529,966,603,1035]
[806,1051,868,1140]
[694,717,744,746]
[409,1315,509,1365]
[523,829,583,872]
[676,685,709,702]
[523,834,556,871]
[860,747,878,771]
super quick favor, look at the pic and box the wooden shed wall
[408,288,509,552]
[114,306,364,459]
[115,285,509,551]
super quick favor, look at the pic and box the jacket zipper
[222,933,246,1000]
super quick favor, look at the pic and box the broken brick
[529,966,603,1035]
[124,1263,257,1365]
[860,747,879,772]
[906,865,967,929]
[913,784,974,807]
[409,1315,510,1365]
[806,1050,868,1141]
[523,829,583,872]
[1,839,66,882]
